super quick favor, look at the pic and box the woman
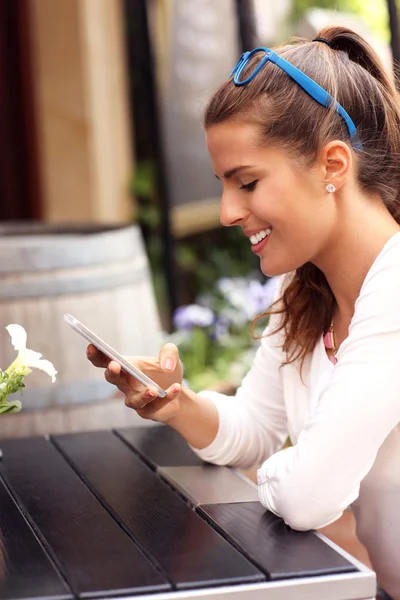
[88,27,400,599]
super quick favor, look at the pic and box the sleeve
[190,277,289,469]
[257,254,400,531]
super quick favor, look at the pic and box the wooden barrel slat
[0,223,143,272]
[0,223,162,436]
[0,257,148,298]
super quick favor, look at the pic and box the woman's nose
[219,191,249,227]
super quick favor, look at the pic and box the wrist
[165,386,219,450]
[164,384,196,428]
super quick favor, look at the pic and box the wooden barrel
[0,222,163,438]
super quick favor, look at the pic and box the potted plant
[0,324,57,415]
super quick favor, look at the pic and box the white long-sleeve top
[192,232,400,599]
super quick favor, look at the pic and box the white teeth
[250,228,272,245]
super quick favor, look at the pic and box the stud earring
[326,184,336,193]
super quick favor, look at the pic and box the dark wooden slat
[115,425,205,468]
[199,503,358,581]
[158,466,259,506]
[53,431,264,591]
[0,478,72,600]
[0,437,170,599]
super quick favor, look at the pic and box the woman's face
[206,120,338,277]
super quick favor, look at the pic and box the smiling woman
[87,25,400,600]
[204,32,400,370]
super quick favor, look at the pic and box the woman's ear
[319,140,352,191]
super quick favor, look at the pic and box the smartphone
[64,313,167,398]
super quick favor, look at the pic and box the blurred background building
[0,0,133,224]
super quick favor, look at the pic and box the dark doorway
[0,0,41,220]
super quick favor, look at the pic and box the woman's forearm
[166,386,219,450]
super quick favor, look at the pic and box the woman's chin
[259,258,287,278]
[260,249,306,277]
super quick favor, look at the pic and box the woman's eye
[240,180,258,192]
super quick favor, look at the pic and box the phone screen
[64,313,167,398]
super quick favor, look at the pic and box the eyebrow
[215,165,254,180]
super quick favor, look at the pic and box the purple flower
[211,316,230,341]
[217,277,249,311]
[173,304,215,331]
[244,277,280,320]
[219,306,248,328]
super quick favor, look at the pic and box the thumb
[159,342,180,372]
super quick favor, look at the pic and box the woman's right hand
[86,342,185,424]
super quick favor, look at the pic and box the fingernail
[163,358,174,371]
[146,389,155,399]
[172,384,180,394]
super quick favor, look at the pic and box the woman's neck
[315,195,400,321]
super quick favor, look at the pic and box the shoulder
[352,233,400,335]
[357,233,400,307]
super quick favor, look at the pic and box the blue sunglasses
[230,47,362,152]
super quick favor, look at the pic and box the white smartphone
[64,313,167,398]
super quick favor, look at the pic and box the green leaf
[0,401,21,414]
[131,160,158,199]
[0,369,26,406]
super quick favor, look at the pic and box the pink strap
[323,329,338,365]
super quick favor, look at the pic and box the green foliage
[131,160,158,201]
[0,402,21,414]
[132,153,262,312]
[135,197,263,321]
[169,276,276,391]
[290,0,389,42]
[170,316,257,393]
[177,227,262,299]
[131,160,161,228]
[0,370,23,413]
[291,0,345,24]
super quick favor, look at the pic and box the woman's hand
[86,342,184,423]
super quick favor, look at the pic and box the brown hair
[204,26,400,370]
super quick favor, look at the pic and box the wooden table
[0,425,376,600]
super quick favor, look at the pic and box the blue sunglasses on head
[230,47,362,152]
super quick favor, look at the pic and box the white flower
[173,305,215,330]
[217,277,250,311]
[5,324,57,382]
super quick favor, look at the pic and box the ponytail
[323,26,393,89]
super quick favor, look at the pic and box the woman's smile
[244,227,273,254]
